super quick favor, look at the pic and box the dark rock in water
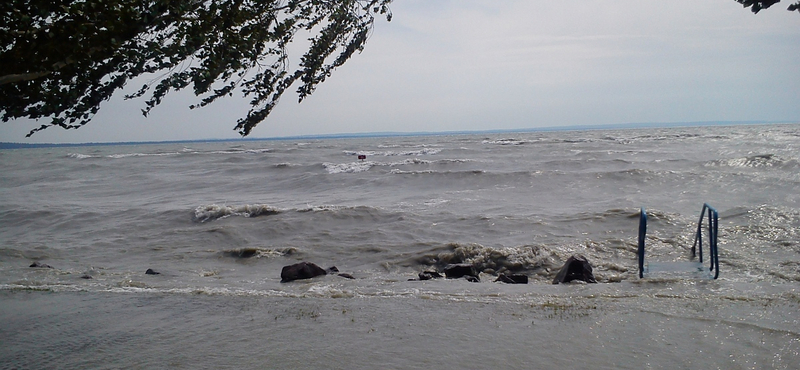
[418,271,443,280]
[444,264,479,281]
[327,266,339,273]
[223,248,259,258]
[80,275,93,279]
[464,275,480,283]
[145,268,161,275]
[552,254,597,284]
[29,261,53,269]
[281,262,327,282]
[495,273,528,284]
[337,273,355,280]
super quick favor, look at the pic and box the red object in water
[357,155,366,161]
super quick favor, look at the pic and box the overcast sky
[3,0,799,143]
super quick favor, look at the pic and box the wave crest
[193,204,281,222]
[708,154,792,169]
[323,161,373,174]
[421,243,561,276]
[220,247,297,258]
[66,153,93,159]
[343,148,441,157]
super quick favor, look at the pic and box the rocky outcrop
[418,271,443,280]
[29,261,53,268]
[279,262,351,282]
[281,262,328,282]
[552,254,597,284]
[443,264,480,282]
[408,265,480,282]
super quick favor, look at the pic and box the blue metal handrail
[691,203,719,279]
[638,207,647,278]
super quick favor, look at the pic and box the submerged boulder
[280,262,328,282]
[222,248,260,258]
[418,271,443,280]
[145,268,161,275]
[463,275,480,283]
[29,261,53,269]
[444,263,480,282]
[552,254,597,284]
[495,273,529,284]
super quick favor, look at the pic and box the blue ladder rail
[638,207,647,278]
[638,203,719,279]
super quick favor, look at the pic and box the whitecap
[707,154,784,168]
[323,161,373,174]
[193,204,281,222]
[67,153,93,159]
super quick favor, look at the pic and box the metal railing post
[638,208,647,279]
[707,205,719,279]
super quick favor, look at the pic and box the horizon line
[1,120,796,149]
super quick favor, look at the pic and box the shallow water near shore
[2,124,800,368]
[3,283,799,369]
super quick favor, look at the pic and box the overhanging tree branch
[736,0,800,13]
[1,0,392,137]
[0,71,51,86]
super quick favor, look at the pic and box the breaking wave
[323,161,374,174]
[482,138,531,145]
[343,148,441,157]
[193,204,282,222]
[67,153,93,159]
[322,158,439,174]
[411,243,565,280]
[67,148,272,160]
[220,247,297,259]
[707,154,797,169]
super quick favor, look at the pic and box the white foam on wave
[325,157,436,174]
[107,152,180,159]
[482,138,529,145]
[707,154,786,169]
[438,158,473,164]
[390,169,435,175]
[435,243,562,277]
[400,148,441,156]
[423,198,450,207]
[404,158,431,164]
[323,161,374,174]
[193,204,282,222]
[377,143,437,149]
[67,153,94,159]
[69,147,271,160]
[343,148,441,157]
[306,284,356,298]
[297,204,354,212]
[208,148,271,155]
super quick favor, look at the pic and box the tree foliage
[736,0,800,13]
[1,0,392,137]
